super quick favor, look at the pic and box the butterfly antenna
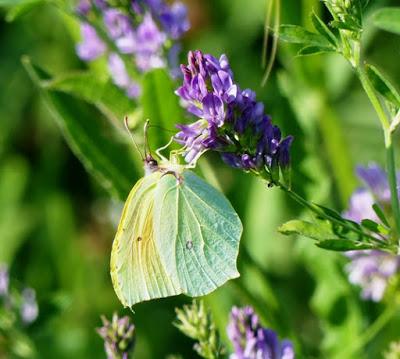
[148,124,176,134]
[124,116,144,161]
[143,119,151,159]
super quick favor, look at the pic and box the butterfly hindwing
[154,171,242,297]
[110,173,182,307]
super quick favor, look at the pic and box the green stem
[278,183,390,248]
[339,304,398,357]
[357,67,400,242]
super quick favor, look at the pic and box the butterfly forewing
[111,173,181,307]
[154,171,242,297]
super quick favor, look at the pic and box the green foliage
[279,24,334,48]
[1,0,400,358]
[140,68,184,150]
[278,218,382,251]
[372,7,400,35]
[366,64,400,110]
[0,157,34,264]
[23,57,138,200]
[42,71,136,121]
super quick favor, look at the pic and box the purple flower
[346,250,399,301]
[159,2,190,39]
[175,50,292,181]
[227,306,295,359]
[134,13,167,72]
[168,43,183,78]
[103,9,137,54]
[76,23,106,61]
[344,163,400,302]
[76,0,107,15]
[97,313,136,359]
[356,164,392,202]
[108,54,141,98]
[20,288,39,324]
[103,9,133,40]
[75,0,189,96]
[0,264,9,297]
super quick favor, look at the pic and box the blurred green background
[1,0,400,358]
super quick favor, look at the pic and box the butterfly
[110,121,243,307]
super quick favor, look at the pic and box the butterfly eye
[145,155,158,169]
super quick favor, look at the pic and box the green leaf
[316,239,373,251]
[360,218,389,236]
[278,217,383,252]
[314,203,345,221]
[0,157,34,264]
[372,203,390,227]
[297,45,336,56]
[366,64,400,109]
[5,0,45,22]
[329,20,360,32]
[372,7,400,35]
[43,72,135,122]
[22,57,138,200]
[278,219,336,241]
[140,68,183,150]
[279,24,333,47]
[0,0,35,5]
[311,12,337,47]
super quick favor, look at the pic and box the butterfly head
[144,154,159,175]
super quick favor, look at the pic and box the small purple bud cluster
[0,264,9,297]
[97,313,136,359]
[0,264,39,325]
[344,164,400,302]
[227,306,294,359]
[20,288,39,324]
[175,50,292,181]
[76,0,189,98]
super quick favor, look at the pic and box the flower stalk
[356,66,400,244]
[174,300,224,359]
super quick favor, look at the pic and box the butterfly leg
[161,170,184,185]
[156,136,175,162]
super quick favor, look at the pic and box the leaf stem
[356,67,400,244]
[278,182,391,249]
[339,304,398,357]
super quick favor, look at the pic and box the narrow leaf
[366,64,400,108]
[361,219,389,236]
[311,12,337,47]
[278,219,339,241]
[297,45,336,56]
[140,68,183,150]
[372,203,390,227]
[43,72,135,121]
[5,0,45,22]
[316,239,373,251]
[279,25,332,47]
[372,7,400,35]
[23,57,138,200]
[314,204,345,221]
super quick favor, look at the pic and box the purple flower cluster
[0,264,9,297]
[97,313,136,359]
[227,306,294,359]
[20,288,39,324]
[175,50,292,179]
[76,0,189,98]
[0,264,39,325]
[344,164,400,302]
